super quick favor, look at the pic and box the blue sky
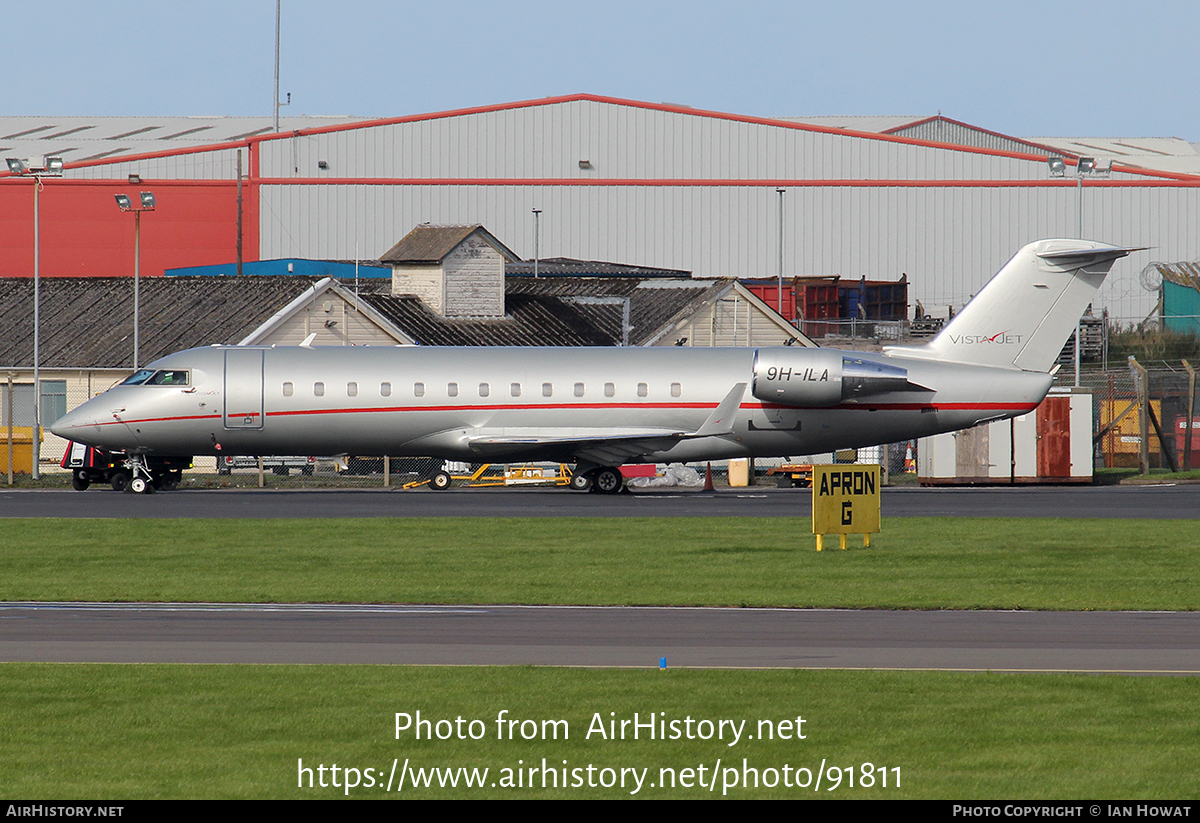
[4,0,1198,139]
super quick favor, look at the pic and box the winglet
[691,383,746,438]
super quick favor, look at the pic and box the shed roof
[379,224,520,264]
[0,276,326,369]
[364,276,730,347]
[506,258,691,278]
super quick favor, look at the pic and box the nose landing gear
[123,455,156,494]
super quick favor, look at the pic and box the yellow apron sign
[811,465,881,551]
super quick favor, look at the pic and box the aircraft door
[223,348,265,430]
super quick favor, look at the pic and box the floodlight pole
[33,176,40,478]
[1076,174,1083,240]
[1072,159,1097,388]
[532,208,542,278]
[6,157,63,479]
[115,191,156,370]
[134,208,141,368]
[1050,156,1093,388]
[776,188,786,318]
[1075,170,1084,391]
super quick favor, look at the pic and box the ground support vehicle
[767,464,814,488]
[61,441,191,492]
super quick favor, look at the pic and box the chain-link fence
[1064,364,1199,471]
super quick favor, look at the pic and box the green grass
[1,517,1197,610]
[4,517,1196,800]
[2,664,1197,799]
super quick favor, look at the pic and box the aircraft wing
[467,428,688,464]
[465,383,747,464]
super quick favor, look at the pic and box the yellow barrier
[1,426,40,476]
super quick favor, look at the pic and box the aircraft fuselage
[52,344,1051,464]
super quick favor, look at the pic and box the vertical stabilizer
[887,239,1136,372]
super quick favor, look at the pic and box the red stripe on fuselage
[89,400,1038,428]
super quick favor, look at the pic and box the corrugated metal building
[3,94,1198,323]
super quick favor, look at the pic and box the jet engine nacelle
[752,348,844,407]
[752,348,919,407]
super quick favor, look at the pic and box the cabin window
[314,382,325,397]
[510,383,521,397]
[381,382,392,397]
[282,382,294,397]
[671,382,682,398]
[637,382,648,397]
[542,383,553,397]
[574,382,585,397]
[604,382,615,398]
[479,382,490,397]
[413,382,424,397]
[347,381,358,397]
[447,382,458,397]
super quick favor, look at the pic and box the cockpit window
[148,370,190,386]
[121,369,190,387]
[121,369,156,386]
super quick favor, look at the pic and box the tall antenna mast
[273,0,281,132]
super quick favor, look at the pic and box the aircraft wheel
[569,472,592,492]
[158,475,179,492]
[592,467,624,495]
[110,471,131,492]
[130,477,149,494]
[71,472,90,491]
[430,470,452,490]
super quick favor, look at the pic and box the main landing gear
[570,465,625,494]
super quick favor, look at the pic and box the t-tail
[886,239,1140,372]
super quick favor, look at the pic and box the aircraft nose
[50,406,96,439]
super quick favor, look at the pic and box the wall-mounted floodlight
[139,191,156,209]
[114,193,132,210]
[1094,158,1112,175]
[1047,157,1066,177]
[1077,156,1096,174]
[44,157,64,174]
[6,158,28,174]
[128,174,141,184]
